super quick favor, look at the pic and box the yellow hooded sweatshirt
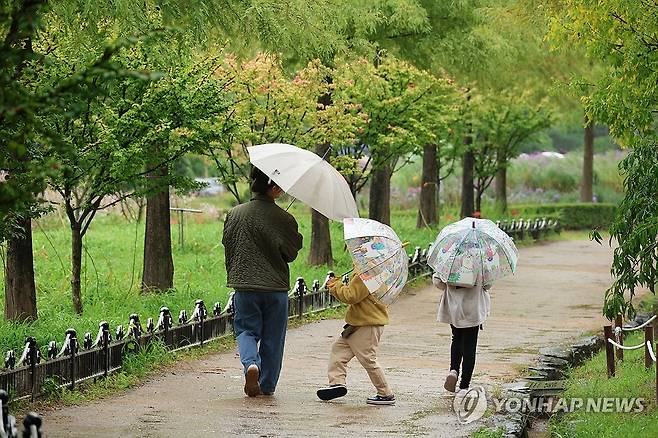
[329,273,389,326]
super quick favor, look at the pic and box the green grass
[0,204,439,354]
[472,426,505,438]
[549,331,658,437]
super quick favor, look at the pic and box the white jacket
[432,273,491,328]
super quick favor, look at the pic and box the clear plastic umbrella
[427,217,518,287]
[343,218,409,306]
[248,143,359,221]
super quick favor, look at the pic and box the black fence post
[83,333,92,350]
[159,307,172,348]
[295,277,307,318]
[0,389,7,433]
[67,329,77,391]
[23,412,43,438]
[47,342,57,360]
[128,314,142,352]
[4,350,15,370]
[193,300,207,347]
[1,389,17,437]
[25,337,38,402]
[102,323,110,379]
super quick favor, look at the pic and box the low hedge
[509,203,617,230]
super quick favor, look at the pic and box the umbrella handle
[339,267,354,277]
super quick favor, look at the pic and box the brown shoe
[244,364,261,397]
[444,370,458,393]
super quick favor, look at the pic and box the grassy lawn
[549,331,658,437]
[0,202,439,353]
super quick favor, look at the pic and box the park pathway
[43,239,612,437]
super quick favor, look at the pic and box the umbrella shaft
[340,267,355,277]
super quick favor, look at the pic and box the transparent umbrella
[343,218,408,306]
[427,217,519,287]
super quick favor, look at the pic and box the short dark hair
[250,166,276,194]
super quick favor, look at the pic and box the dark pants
[450,324,480,389]
[233,291,288,393]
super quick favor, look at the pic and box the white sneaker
[456,387,470,398]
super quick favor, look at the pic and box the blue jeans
[233,291,288,393]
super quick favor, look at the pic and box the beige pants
[327,325,392,396]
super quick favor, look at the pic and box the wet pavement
[43,239,612,437]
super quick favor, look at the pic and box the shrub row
[509,203,617,230]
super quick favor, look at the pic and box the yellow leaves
[171,127,195,139]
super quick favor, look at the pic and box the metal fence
[0,217,556,402]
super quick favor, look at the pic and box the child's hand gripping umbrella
[427,217,519,287]
[342,218,409,306]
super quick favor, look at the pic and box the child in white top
[433,273,492,392]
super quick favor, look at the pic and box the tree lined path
[43,239,612,437]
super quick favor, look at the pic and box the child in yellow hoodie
[316,272,395,405]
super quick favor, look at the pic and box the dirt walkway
[43,239,612,437]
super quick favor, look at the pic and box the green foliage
[0,1,144,235]
[463,88,553,206]
[333,53,460,192]
[0,208,437,353]
[603,143,658,320]
[549,332,658,438]
[549,0,658,319]
[511,203,616,230]
[203,53,366,202]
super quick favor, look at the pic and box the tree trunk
[417,143,438,228]
[460,142,475,218]
[4,215,37,321]
[581,116,594,202]
[141,170,174,293]
[369,161,391,225]
[475,186,483,213]
[495,156,508,214]
[71,224,83,315]
[436,157,443,221]
[308,143,333,266]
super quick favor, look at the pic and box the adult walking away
[222,166,303,397]
[433,273,491,394]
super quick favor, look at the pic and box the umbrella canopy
[247,143,358,221]
[427,217,518,287]
[344,218,408,306]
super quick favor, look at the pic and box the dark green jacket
[222,193,303,292]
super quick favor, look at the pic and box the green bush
[510,203,617,230]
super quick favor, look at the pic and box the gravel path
[43,239,612,437]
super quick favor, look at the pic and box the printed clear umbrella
[427,217,518,287]
[247,143,359,221]
[343,218,408,306]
